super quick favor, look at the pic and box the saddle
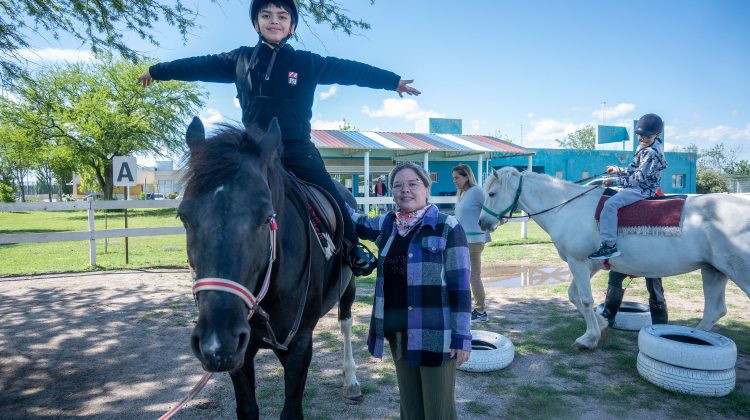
[296,180,345,259]
[595,188,687,236]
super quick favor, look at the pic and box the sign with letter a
[113,156,138,186]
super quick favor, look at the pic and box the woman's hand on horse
[451,349,470,367]
[397,79,421,97]
[603,178,614,186]
[138,71,155,87]
[606,165,619,174]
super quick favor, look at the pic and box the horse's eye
[488,192,495,197]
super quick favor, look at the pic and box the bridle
[191,216,278,320]
[482,173,600,221]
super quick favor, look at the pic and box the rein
[482,173,601,221]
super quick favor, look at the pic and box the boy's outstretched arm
[397,79,421,97]
[138,70,154,87]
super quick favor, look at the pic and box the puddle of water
[482,265,570,288]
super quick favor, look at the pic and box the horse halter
[482,172,602,221]
[482,175,523,221]
[192,216,278,320]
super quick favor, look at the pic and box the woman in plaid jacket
[349,162,472,420]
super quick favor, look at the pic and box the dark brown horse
[178,117,360,419]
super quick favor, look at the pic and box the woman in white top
[452,164,492,322]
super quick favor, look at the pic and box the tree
[1,1,374,83]
[696,168,728,194]
[0,123,36,201]
[699,143,738,173]
[556,125,595,150]
[2,56,205,198]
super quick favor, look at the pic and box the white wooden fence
[5,194,746,265]
[3,196,509,267]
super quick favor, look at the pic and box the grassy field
[0,208,555,276]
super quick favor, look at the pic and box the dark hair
[250,0,298,27]
[388,162,431,189]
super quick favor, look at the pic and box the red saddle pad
[595,196,685,229]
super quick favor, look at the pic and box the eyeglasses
[392,179,423,192]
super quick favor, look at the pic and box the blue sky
[18,0,750,159]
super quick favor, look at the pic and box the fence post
[88,200,96,265]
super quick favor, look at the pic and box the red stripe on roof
[467,135,531,153]
[311,130,349,148]
[390,132,440,150]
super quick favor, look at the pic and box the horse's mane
[182,124,284,198]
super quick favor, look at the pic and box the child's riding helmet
[635,113,664,136]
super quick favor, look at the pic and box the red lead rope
[159,217,278,418]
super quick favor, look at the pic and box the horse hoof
[572,341,595,350]
[343,385,363,403]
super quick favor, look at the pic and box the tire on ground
[458,330,514,373]
[637,352,735,397]
[596,301,651,331]
[638,324,737,371]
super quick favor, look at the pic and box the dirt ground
[0,268,748,419]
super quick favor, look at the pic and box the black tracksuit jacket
[149,43,401,143]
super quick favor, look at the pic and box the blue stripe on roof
[342,131,385,149]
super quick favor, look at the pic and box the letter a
[118,163,134,182]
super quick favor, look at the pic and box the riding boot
[601,287,625,327]
[649,299,669,325]
[344,239,377,277]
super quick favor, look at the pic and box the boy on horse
[139,0,420,276]
[589,113,668,259]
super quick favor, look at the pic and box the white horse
[479,167,750,349]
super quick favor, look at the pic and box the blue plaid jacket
[351,204,472,366]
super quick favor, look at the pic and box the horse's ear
[258,117,282,159]
[186,117,205,150]
[492,168,499,178]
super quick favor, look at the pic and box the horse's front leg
[230,344,260,420]
[697,266,728,330]
[567,260,606,349]
[275,330,313,420]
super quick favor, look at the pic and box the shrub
[0,183,15,202]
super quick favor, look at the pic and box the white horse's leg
[567,281,584,315]
[568,261,604,349]
[697,266,728,331]
[339,316,362,400]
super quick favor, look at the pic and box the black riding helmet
[250,0,299,28]
[635,113,664,137]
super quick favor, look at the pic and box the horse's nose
[190,323,250,371]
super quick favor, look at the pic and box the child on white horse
[589,113,668,259]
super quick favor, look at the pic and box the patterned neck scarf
[395,205,430,237]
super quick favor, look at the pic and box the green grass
[1,208,562,276]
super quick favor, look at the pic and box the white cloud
[200,109,228,128]
[311,118,346,130]
[318,86,338,101]
[672,123,750,142]
[362,98,444,132]
[17,48,95,63]
[468,119,482,134]
[592,103,636,121]
[523,118,589,148]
